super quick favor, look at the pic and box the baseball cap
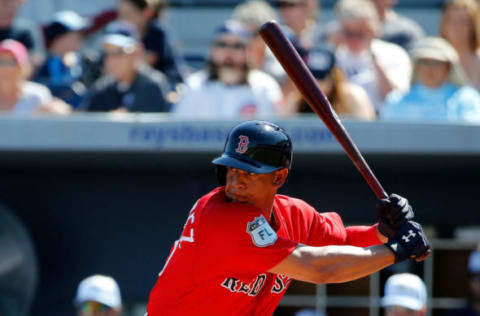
[74,275,122,309]
[468,249,480,275]
[102,20,140,52]
[0,39,29,67]
[381,273,427,311]
[306,47,335,80]
[44,11,89,47]
[411,37,457,63]
[411,37,469,87]
[213,20,252,44]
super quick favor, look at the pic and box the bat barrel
[260,21,388,200]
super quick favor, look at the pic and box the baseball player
[146,120,430,315]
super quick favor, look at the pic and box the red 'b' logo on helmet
[235,135,249,154]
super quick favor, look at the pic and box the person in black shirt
[117,0,184,86]
[83,21,170,113]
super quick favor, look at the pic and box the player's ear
[273,168,289,187]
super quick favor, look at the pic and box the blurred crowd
[2,0,480,123]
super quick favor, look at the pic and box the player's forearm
[291,244,394,284]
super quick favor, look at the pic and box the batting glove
[385,220,431,263]
[376,194,414,238]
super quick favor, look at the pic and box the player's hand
[376,194,414,238]
[385,220,431,263]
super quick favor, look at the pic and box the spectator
[117,0,184,86]
[0,0,34,50]
[83,21,170,113]
[381,37,480,122]
[34,11,102,109]
[172,20,282,119]
[232,0,285,83]
[440,0,480,91]
[0,205,38,316]
[381,273,427,316]
[370,0,425,51]
[0,39,71,115]
[276,0,320,51]
[447,248,480,316]
[334,0,411,112]
[74,275,122,316]
[284,46,375,120]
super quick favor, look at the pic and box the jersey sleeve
[197,201,297,277]
[307,211,348,246]
[345,224,382,247]
[302,202,381,247]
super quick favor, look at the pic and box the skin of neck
[116,64,138,85]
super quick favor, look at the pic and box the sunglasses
[417,59,448,67]
[213,41,246,50]
[0,59,17,67]
[342,29,367,39]
[79,301,112,314]
[277,1,305,8]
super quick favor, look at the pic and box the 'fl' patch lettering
[247,215,277,247]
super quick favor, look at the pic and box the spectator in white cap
[381,273,427,316]
[447,248,480,316]
[381,37,480,122]
[74,274,122,316]
[83,20,170,112]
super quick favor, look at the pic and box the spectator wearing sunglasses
[334,0,411,112]
[74,275,122,316]
[83,21,170,113]
[381,273,427,316]
[381,37,480,122]
[172,20,282,118]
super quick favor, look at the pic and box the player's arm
[269,220,430,285]
[269,243,393,284]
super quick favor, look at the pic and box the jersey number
[158,201,198,276]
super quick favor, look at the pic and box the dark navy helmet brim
[212,154,280,174]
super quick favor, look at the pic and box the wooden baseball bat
[259,20,388,200]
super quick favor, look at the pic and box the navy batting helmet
[212,121,292,184]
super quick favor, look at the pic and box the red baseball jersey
[147,187,381,316]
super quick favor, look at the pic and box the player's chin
[225,190,249,203]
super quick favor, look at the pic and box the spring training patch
[247,215,277,247]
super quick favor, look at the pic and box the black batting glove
[376,194,414,238]
[385,220,431,263]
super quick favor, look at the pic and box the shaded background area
[0,151,478,315]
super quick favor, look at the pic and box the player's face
[224,167,281,205]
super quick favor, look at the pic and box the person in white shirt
[334,0,411,111]
[0,39,71,115]
[172,20,282,119]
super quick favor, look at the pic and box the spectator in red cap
[0,39,70,115]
